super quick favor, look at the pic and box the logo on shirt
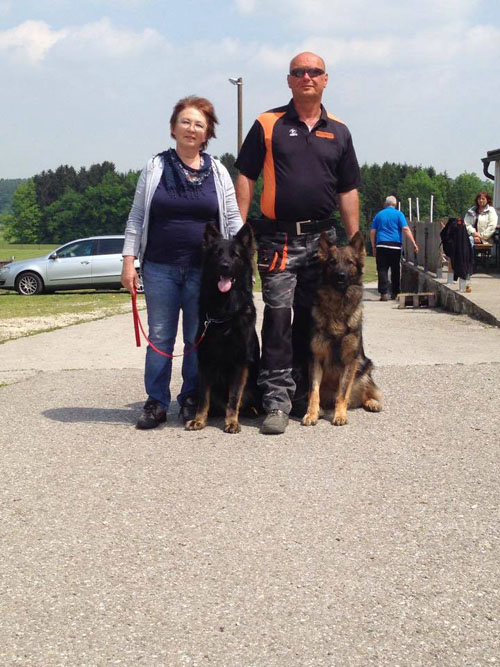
[315,130,335,140]
[289,128,298,137]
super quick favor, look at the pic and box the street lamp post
[228,77,243,153]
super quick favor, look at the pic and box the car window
[57,241,95,258]
[97,238,123,255]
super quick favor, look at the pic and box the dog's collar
[204,313,234,326]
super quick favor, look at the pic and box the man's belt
[248,217,336,237]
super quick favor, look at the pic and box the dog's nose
[219,262,231,274]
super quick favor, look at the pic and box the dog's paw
[363,399,382,412]
[332,413,348,426]
[301,413,318,426]
[224,422,241,434]
[185,419,206,431]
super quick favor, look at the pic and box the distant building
[482,148,500,218]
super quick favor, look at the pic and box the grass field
[363,256,377,282]
[0,242,58,262]
[0,289,135,319]
[0,241,135,323]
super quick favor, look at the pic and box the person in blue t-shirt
[370,196,418,301]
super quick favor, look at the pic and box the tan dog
[302,231,382,426]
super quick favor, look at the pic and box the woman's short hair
[475,190,493,207]
[170,96,218,151]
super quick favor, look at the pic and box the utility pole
[228,77,243,153]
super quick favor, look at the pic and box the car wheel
[16,271,44,295]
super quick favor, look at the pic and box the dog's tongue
[218,276,233,293]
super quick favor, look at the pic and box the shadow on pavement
[42,402,264,431]
[42,401,144,424]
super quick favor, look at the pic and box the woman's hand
[121,256,139,292]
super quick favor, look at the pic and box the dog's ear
[204,223,220,246]
[235,223,255,253]
[318,231,335,263]
[349,231,366,256]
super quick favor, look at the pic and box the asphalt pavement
[1,286,499,666]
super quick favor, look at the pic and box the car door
[45,239,95,288]
[91,238,124,286]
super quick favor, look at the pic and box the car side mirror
[49,252,58,260]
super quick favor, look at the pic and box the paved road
[1,288,499,666]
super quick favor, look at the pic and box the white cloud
[64,17,163,59]
[235,0,258,13]
[0,18,165,64]
[460,24,500,59]
[0,20,68,63]
[250,18,500,75]
[233,0,482,34]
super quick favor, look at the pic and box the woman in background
[464,191,498,245]
[122,96,243,429]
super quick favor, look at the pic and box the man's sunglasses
[289,67,325,78]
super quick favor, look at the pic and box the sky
[1,0,499,180]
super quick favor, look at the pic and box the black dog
[185,223,261,433]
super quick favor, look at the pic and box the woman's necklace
[171,149,211,186]
[176,152,201,170]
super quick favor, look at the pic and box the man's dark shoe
[180,396,198,424]
[261,409,289,435]
[136,398,167,430]
[380,293,389,301]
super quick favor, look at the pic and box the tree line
[0,155,493,244]
[0,178,26,215]
[0,163,139,244]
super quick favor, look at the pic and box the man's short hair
[385,196,397,207]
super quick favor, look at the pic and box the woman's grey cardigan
[122,153,243,263]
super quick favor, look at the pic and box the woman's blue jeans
[142,260,200,411]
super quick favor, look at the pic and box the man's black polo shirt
[235,99,360,222]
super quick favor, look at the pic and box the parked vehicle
[0,236,142,295]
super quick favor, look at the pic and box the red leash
[130,287,208,359]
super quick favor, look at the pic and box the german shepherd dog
[185,224,261,434]
[302,231,382,427]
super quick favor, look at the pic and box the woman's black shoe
[136,398,167,430]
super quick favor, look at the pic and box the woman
[464,190,498,245]
[122,96,243,429]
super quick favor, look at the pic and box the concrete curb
[402,263,500,328]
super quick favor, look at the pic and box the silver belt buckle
[295,219,311,235]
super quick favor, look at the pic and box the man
[235,52,361,434]
[370,195,418,301]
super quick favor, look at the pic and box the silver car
[0,235,141,295]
